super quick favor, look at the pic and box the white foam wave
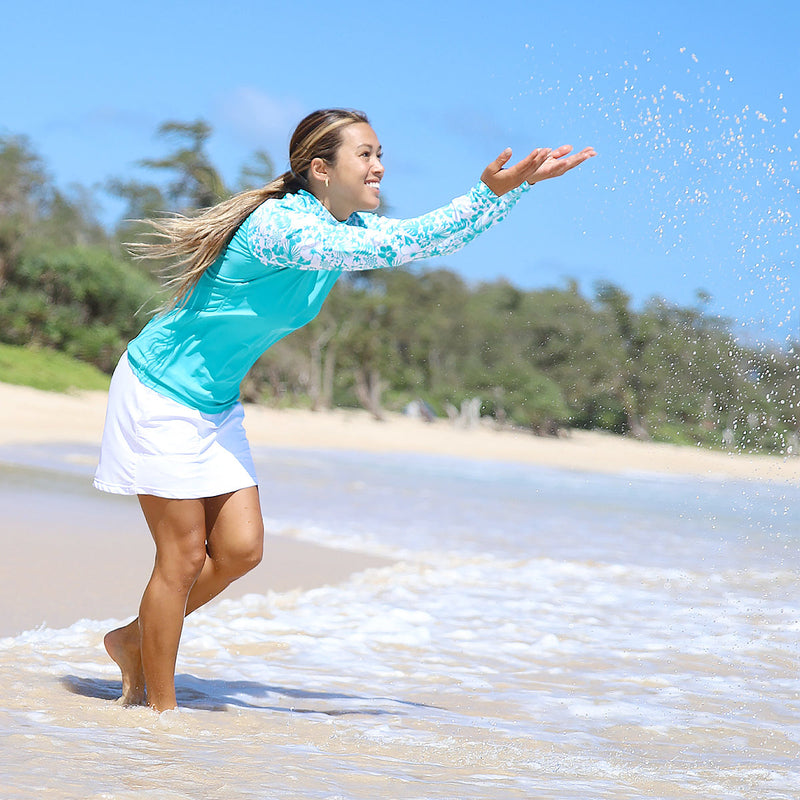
[2,549,798,799]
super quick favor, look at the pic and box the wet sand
[2,384,798,800]
[1,380,797,636]
[0,463,391,637]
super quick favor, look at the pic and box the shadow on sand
[61,673,443,715]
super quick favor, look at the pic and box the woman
[95,108,595,712]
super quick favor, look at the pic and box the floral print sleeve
[247,181,530,271]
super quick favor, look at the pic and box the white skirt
[93,352,258,499]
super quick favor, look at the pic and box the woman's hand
[481,145,596,196]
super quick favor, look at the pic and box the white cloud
[438,105,513,148]
[215,87,305,150]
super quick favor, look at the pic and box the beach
[1,380,796,635]
[2,380,798,482]
[1,380,797,634]
[2,381,799,799]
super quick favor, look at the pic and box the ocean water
[2,446,799,799]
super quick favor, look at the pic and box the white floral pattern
[247,182,528,272]
[127,181,529,413]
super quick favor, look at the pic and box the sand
[1,380,797,636]
[0,463,392,637]
[0,381,797,484]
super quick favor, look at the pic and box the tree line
[0,123,797,454]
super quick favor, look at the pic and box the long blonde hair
[131,109,369,308]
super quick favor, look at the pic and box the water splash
[515,43,800,454]
[519,42,799,345]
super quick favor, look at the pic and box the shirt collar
[295,189,359,225]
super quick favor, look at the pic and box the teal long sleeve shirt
[126,181,529,413]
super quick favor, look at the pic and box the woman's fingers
[481,144,596,195]
[485,147,514,176]
[528,146,597,184]
[549,144,574,160]
[514,147,552,179]
[481,147,551,196]
[480,147,516,195]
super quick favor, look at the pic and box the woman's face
[324,123,384,220]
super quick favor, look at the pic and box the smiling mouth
[366,181,380,189]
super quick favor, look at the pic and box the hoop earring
[325,177,330,188]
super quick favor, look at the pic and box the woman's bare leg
[137,495,208,711]
[105,487,264,709]
[185,487,264,614]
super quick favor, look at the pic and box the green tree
[592,282,652,439]
[139,120,228,210]
[0,135,49,285]
[237,151,276,192]
[0,135,105,285]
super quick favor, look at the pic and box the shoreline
[0,462,392,638]
[1,380,797,635]
[1,381,798,485]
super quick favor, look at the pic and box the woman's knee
[243,522,264,568]
[220,524,264,577]
[206,489,264,577]
[139,495,209,591]
[183,540,210,578]
[156,538,208,591]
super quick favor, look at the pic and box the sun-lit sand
[1,381,797,484]
[1,380,797,636]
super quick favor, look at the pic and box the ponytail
[130,171,308,309]
[131,109,369,310]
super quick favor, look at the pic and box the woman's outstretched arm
[247,143,596,273]
[247,181,529,272]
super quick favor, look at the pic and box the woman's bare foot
[104,622,146,706]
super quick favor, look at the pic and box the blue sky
[3,0,798,344]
